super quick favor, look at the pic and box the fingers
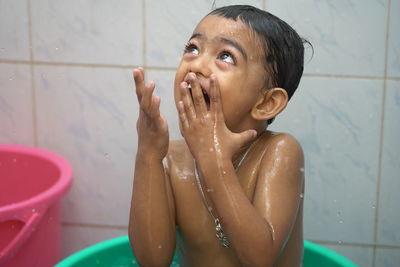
[210,74,223,119]
[180,81,196,120]
[133,67,145,101]
[177,101,189,129]
[140,81,161,119]
[186,73,207,116]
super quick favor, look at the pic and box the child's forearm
[129,151,175,266]
[197,158,277,267]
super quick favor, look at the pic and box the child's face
[174,15,267,133]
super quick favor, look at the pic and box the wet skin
[129,15,305,266]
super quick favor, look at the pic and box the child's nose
[189,54,212,78]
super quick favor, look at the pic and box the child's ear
[251,88,288,121]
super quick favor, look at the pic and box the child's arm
[128,68,176,266]
[177,74,304,266]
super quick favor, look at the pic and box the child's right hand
[133,68,169,160]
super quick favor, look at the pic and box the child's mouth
[188,83,211,110]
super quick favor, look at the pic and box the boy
[129,5,306,267]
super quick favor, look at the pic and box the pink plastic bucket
[0,144,73,267]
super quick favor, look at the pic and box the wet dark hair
[208,5,311,124]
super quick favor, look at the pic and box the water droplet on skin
[209,148,214,152]
[206,188,213,193]
[208,206,213,212]
[222,170,226,175]
[299,193,304,199]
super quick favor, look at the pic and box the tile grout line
[3,59,400,81]
[27,0,38,147]
[372,0,392,265]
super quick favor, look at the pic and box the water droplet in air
[209,148,214,152]
[338,240,342,244]
[9,77,14,81]
[158,245,162,249]
[12,158,17,163]
[339,220,343,224]
[32,209,36,212]
[372,205,376,209]
[55,47,59,51]
[333,199,337,203]
[299,193,304,199]
[299,168,305,173]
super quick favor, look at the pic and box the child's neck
[232,130,268,169]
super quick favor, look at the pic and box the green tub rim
[56,235,358,267]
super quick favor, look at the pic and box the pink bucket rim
[0,144,73,217]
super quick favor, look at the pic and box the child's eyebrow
[189,33,248,61]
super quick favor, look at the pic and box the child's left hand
[177,73,257,163]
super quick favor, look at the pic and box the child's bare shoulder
[262,131,303,157]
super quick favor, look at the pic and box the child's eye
[184,43,199,55]
[219,51,235,64]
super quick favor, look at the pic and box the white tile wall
[31,0,143,65]
[0,0,30,61]
[267,0,388,77]
[387,0,400,78]
[0,63,34,145]
[1,0,399,266]
[375,247,400,267]
[377,80,400,246]
[34,65,137,226]
[323,243,374,267]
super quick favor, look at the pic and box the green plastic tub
[56,236,357,267]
